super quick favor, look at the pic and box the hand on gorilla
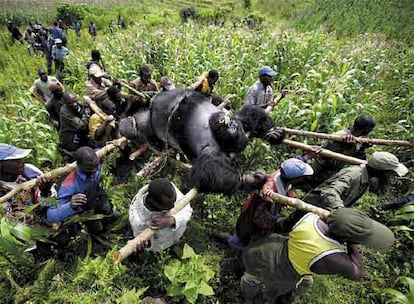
[264,127,285,145]
[241,170,267,191]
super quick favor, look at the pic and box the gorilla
[119,89,284,194]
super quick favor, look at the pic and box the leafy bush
[163,244,215,303]
[56,3,89,24]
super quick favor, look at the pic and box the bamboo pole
[129,144,150,160]
[102,77,149,100]
[0,137,127,205]
[119,81,148,100]
[263,190,330,219]
[282,139,366,165]
[282,127,413,147]
[83,96,116,129]
[113,188,198,263]
[265,92,285,113]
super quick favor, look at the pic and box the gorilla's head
[209,111,249,154]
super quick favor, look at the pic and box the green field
[0,1,413,303]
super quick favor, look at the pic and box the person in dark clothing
[45,82,65,129]
[85,50,105,73]
[301,114,376,191]
[383,194,414,210]
[59,92,93,152]
[7,21,23,43]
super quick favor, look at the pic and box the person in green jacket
[304,151,408,211]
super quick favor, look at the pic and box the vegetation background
[0,0,413,303]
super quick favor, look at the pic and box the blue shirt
[46,165,102,223]
[50,26,64,39]
[51,45,69,61]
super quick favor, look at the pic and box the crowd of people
[2,19,413,304]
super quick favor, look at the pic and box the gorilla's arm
[191,150,266,194]
[236,105,285,145]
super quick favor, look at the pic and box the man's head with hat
[366,152,408,195]
[55,38,63,48]
[258,66,276,87]
[0,144,32,181]
[279,158,314,185]
[49,82,64,96]
[326,208,394,250]
[144,178,177,212]
[89,65,105,83]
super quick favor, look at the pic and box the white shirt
[33,76,61,103]
[129,184,193,252]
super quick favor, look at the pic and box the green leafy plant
[164,244,215,303]
[382,276,414,304]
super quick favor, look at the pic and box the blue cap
[0,144,31,161]
[259,66,277,77]
[279,158,314,179]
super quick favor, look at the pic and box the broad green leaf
[10,222,32,242]
[164,261,180,282]
[198,281,214,296]
[183,287,198,304]
[182,244,197,259]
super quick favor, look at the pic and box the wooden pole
[113,188,198,263]
[265,92,285,113]
[83,96,116,129]
[0,137,127,205]
[263,190,330,219]
[282,127,413,147]
[282,139,366,165]
[129,144,150,160]
[119,81,148,100]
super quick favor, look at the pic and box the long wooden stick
[129,144,150,160]
[282,139,366,165]
[119,81,148,100]
[282,127,413,147]
[263,190,330,219]
[113,188,198,263]
[0,137,127,205]
[83,96,116,129]
[265,92,285,112]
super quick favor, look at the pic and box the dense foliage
[0,1,413,303]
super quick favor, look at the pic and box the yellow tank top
[288,213,344,275]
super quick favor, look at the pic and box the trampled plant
[164,244,215,303]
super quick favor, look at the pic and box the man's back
[304,165,369,210]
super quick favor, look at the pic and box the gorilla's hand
[241,170,267,191]
[264,127,285,145]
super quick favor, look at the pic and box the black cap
[145,178,176,211]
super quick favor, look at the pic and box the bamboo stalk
[265,92,285,113]
[119,81,148,99]
[129,144,150,160]
[264,190,330,219]
[282,127,413,147]
[83,96,116,129]
[113,188,198,263]
[282,139,366,165]
[0,137,127,205]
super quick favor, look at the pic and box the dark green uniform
[304,165,369,210]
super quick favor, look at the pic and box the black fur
[191,150,241,194]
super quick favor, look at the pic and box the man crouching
[129,178,193,252]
